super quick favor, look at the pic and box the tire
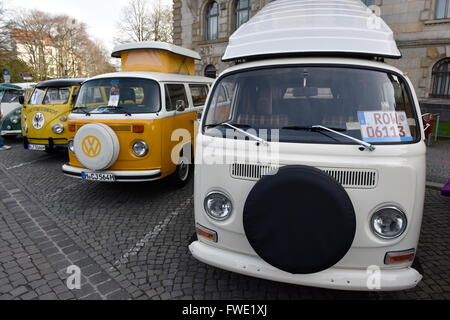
[243,165,356,275]
[168,156,193,188]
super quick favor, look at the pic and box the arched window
[235,0,251,29]
[206,2,219,41]
[431,59,450,99]
[204,65,217,79]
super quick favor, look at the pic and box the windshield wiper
[312,125,375,151]
[72,107,91,116]
[282,125,346,132]
[281,125,375,151]
[205,121,268,146]
[205,121,251,129]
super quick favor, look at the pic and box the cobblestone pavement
[427,138,450,185]
[0,137,449,300]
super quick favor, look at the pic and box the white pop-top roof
[222,0,401,61]
[112,41,201,60]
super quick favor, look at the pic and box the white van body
[190,0,426,291]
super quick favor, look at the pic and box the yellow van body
[62,72,212,183]
[22,79,85,152]
[62,42,212,184]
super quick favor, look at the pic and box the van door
[163,83,192,175]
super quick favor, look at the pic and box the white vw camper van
[190,0,426,291]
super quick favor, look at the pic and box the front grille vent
[231,163,378,189]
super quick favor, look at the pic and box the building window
[436,0,450,19]
[431,59,450,99]
[206,2,219,41]
[235,0,251,29]
[204,65,217,79]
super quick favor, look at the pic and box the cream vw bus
[190,0,426,291]
[62,42,213,185]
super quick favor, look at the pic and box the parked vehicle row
[2,0,428,292]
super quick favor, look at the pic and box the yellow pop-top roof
[112,41,201,76]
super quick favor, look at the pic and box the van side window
[189,84,209,106]
[165,84,188,111]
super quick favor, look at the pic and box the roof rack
[112,41,201,75]
[222,0,401,62]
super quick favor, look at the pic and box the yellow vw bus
[62,42,213,186]
[22,79,85,152]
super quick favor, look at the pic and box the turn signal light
[385,249,416,265]
[196,224,218,243]
[133,125,145,133]
[68,124,76,132]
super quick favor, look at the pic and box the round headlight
[52,124,64,134]
[371,207,407,239]
[11,117,19,124]
[204,192,233,221]
[68,140,74,153]
[132,140,148,157]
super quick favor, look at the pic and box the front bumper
[189,241,422,291]
[62,164,162,182]
[24,137,67,149]
[1,130,22,136]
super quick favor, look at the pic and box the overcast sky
[7,0,172,52]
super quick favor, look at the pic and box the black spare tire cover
[243,165,356,275]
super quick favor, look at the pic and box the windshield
[29,88,46,105]
[203,66,420,145]
[43,87,71,105]
[73,78,161,114]
[1,90,22,103]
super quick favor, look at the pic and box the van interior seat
[120,88,136,104]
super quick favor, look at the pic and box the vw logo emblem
[32,112,45,130]
[82,136,102,158]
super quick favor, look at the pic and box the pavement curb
[426,181,445,191]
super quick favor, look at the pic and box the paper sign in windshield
[108,80,120,107]
[358,111,413,143]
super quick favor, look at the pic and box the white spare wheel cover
[74,123,120,171]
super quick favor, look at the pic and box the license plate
[28,144,46,151]
[81,172,115,182]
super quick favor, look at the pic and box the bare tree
[115,0,152,43]
[115,0,173,44]
[0,1,12,57]
[10,10,56,80]
[9,9,114,80]
[149,0,173,43]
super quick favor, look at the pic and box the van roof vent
[222,0,401,62]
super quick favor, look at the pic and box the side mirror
[19,95,25,105]
[176,100,186,112]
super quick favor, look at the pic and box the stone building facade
[173,0,450,120]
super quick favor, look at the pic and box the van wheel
[45,147,57,154]
[169,156,192,188]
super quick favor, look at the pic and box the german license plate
[81,172,115,182]
[28,144,46,151]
